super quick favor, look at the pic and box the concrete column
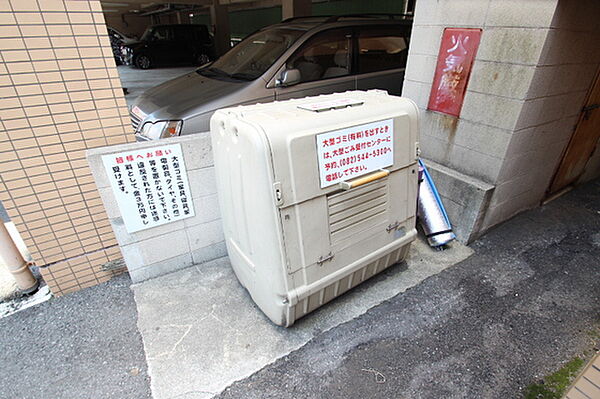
[0,222,38,294]
[400,0,600,241]
[281,0,311,20]
[210,0,230,57]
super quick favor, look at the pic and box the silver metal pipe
[418,163,456,247]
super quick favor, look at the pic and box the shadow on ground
[0,274,151,399]
[217,179,600,399]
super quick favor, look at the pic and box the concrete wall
[87,134,226,283]
[402,0,600,241]
[481,0,600,229]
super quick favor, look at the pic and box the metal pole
[0,222,38,295]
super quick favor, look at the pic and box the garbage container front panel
[211,91,419,326]
[210,114,290,325]
[248,96,419,207]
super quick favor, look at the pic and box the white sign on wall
[102,144,195,233]
[316,119,394,188]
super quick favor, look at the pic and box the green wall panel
[313,0,405,16]
[192,0,406,40]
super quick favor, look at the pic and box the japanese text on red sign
[102,144,195,233]
[316,119,394,188]
[427,28,482,117]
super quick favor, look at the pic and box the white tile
[419,131,451,164]
[404,54,437,84]
[538,29,578,66]
[527,65,561,98]
[183,193,221,228]
[191,240,227,266]
[407,25,444,57]
[461,90,523,131]
[486,0,558,28]
[121,228,190,270]
[401,80,432,109]
[180,132,213,170]
[452,119,512,158]
[98,186,120,219]
[110,218,186,246]
[491,171,540,205]
[186,219,224,252]
[186,166,217,199]
[414,0,491,27]
[477,27,549,65]
[514,94,575,130]
[128,253,194,283]
[444,143,503,183]
[504,127,537,156]
[469,61,536,100]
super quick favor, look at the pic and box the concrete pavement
[133,237,473,399]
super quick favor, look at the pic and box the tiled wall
[0,0,135,295]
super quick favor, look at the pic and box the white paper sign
[316,119,394,188]
[102,144,195,233]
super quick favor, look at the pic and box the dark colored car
[107,27,136,65]
[130,15,412,140]
[122,24,215,69]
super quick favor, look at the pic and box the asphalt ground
[1,179,598,399]
[0,273,151,399]
[218,179,600,399]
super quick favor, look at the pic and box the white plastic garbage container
[210,90,420,327]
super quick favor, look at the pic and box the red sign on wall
[427,28,482,117]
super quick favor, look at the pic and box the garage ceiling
[100,0,277,14]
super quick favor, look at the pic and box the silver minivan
[130,15,412,140]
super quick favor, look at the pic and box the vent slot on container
[327,178,388,244]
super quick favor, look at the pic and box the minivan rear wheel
[135,54,152,69]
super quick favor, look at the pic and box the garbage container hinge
[386,221,402,232]
[273,182,283,206]
[317,252,334,266]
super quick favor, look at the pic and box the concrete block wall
[425,160,494,243]
[87,133,226,283]
[404,0,559,182]
[481,0,600,230]
[403,0,600,240]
